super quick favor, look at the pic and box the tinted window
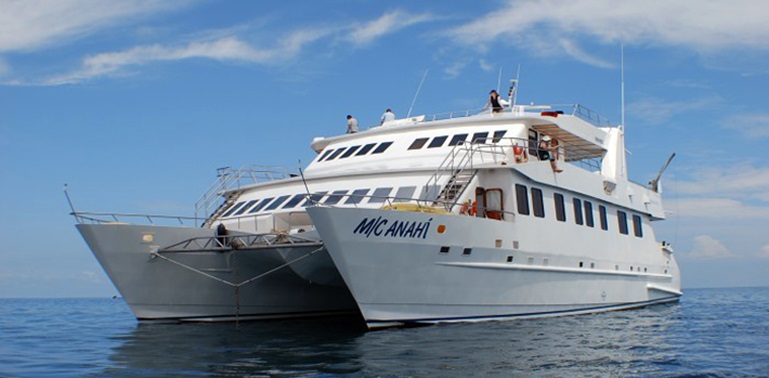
[584,201,594,228]
[449,134,468,146]
[356,143,376,155]
[617,210,629,235]
[573,198,584,225]
[632,214,643,237]
[265,195,290,210]
[554,193,566,222]
[345,188,370,204]
[532,187,545,218]
[515,184,529,215]
[394,186,416,202]
[249,197,275,213]
[599,205,608,230]
[324,190,348,205]
[492,130,507,143]
[234,199,258,215]
[419,185,440,202]
[282,193,306,209]
[368,187,393,203]
[222,201,245,217]
[472,132,488,143]
[317,149,333,162]
[302,191,327,206]
[326,148,347,160]
[340,146,360,158]
[372,142,393,154]
[408,138,429,150]
[428,136,448,148]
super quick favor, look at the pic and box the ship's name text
[353,216,432,239]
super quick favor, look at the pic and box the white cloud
[722,114,769,139]
[0,0,190,52]
[347,9,433,46]
[627,96,722,125]
[672,165,769,201]
[557,38,613,68]
[674,197,769,219]
[689,234,734,259]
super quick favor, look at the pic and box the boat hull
[76,223,357,321]
[307,207,681,328]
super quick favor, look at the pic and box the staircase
[424,143,478,210]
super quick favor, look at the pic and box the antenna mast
[407,69,429,118]
[620,44,625,130]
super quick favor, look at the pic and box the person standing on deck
[380,108,396,124]
[346,115,359,133]
[485,90,508,113]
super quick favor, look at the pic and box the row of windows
[220,184,441,218]
[316,141,393,163]
[407,130,508,150]
[515,184,643,238]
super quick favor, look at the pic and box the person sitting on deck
[539,135,563,173]
[485,90,509,113]
[380,108,396,124]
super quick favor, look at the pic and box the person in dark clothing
[485,90,508,113]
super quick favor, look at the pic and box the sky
[1,0,768,297]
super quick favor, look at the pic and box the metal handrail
[158,232,321,253]
[71,211,197,226]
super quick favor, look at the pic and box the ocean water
[1,287,768,377]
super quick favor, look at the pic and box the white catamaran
[74,82,680,326]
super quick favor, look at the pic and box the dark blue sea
[1,287,768,377]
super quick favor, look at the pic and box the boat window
[234,199,259,215]
[302,191,328,206]
[368,187,393,203]
[222,201,245,217]
[584,201,595,228]
[326,148,347,161]
[554,193,566,222]
[599,205,608,230]
[393,186,416,202]
[486,188,504,220]
[492,130,507,143]
[249,197,275,213]
[531,187,545,218]
[345,188,370,204]
[428,136,448,148]
[515,184,529,215]
[357,143,376,155]
[528,129,539,156]
[265,195,290,210]
[573,198,584,225]
[282,193,307,209]
[317,149,333,162]
[340,146,360,158]
[418,184,440,202]
[617,210,629,235]
[632,214,643,237]
[449,134,468,146]
[323,190,348,205]
[472,132,488,144]
[372,142,393,154]
[408,138,429,150]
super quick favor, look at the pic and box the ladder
[425,143,478,210]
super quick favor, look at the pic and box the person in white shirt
[380,108,396,124]
[346,115,359,133]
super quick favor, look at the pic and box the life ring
[512,145,527,163]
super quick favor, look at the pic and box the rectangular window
[492,130,507,143]
[428,136,448,148]
[584,201,594,228]
[599,205,608,230]
[368,187,393,203]
[372,141,393,154]
[265,195,290,211]
[408,138,429,150]
[345,188,370,204]
[531,187,545,218]
[554,193,566,222]
[282,194,306,209]
[356,143,376,155]
[617,210,629,235]
[573,198,584,225]
[393,186,416,202]
[340,146,360,158]
[632,214,643,238]
[249,197,275,213]
[301,191,327,207]
[323,190,348,205]
[419,184,441,202]
[326,148,346,161]
[515,184,530,215]
[317,149,333,162]
[471,132,488,143]
[222,201,245,217]
[449,134,468,146]
[234,199,259,215]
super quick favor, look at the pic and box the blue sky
[1,0,768,297]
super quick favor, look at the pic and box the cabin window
[419,184,441,202]
[449,134,468,146]
[492,130,507,143]
[408,138,429,150]
[340,145,360,158]
[617,210,629,235]
[573,198,584,225]
[485,188,504,220]
[249,197,275,213]
[317,149,333,162]
[372,142,393,154]
[472,132,488,143]
[282,194,306,209]
[234,199,259,215]
[345,188,370,204]
[356,143,376,155]
[323,190,348,205]
[554,193,566,222]
[326,148,347,161]
[368,187,393,203]
[584,201,595,228]
[428,136,448,148]
[531,187,545,218]
[632,214,643,238]
[222,201,245,217]
[599,205,608,230]
[515,184,530,215]
[394,186,416,203]
[265,195,290,210]
[302,191,328,206]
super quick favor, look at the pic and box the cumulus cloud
[347,9,433,46]
[689,235,734,259]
